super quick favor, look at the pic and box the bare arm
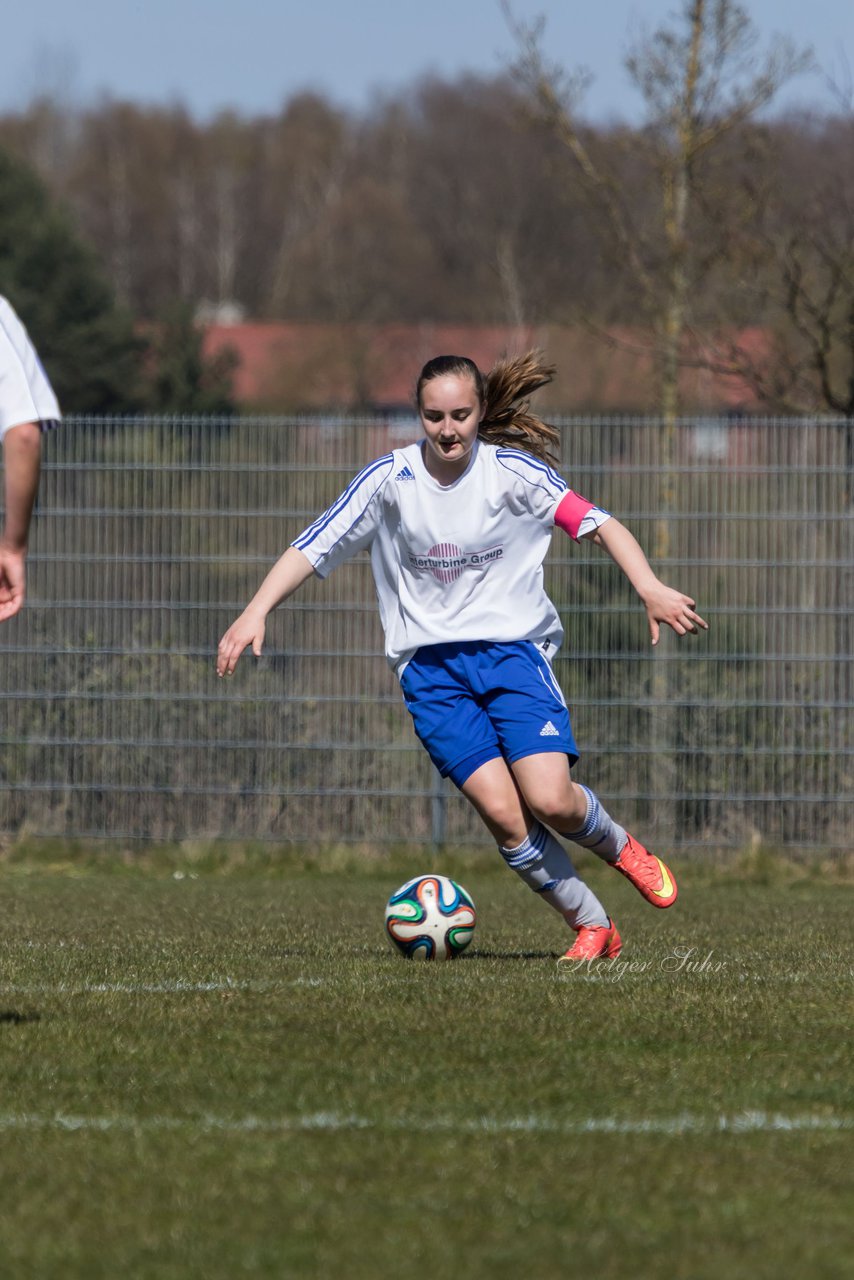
[0,421,42,623]
[216,546,316,676]
[584,516,708,646]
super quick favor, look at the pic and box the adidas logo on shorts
[539,721,560,737]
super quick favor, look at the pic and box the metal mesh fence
[1,412,852,853]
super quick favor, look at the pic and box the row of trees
[0,148,237,415]
[0,0,852,415]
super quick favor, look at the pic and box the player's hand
[217,608,266,676]
[642,583,708,646]
[0,544,26,623]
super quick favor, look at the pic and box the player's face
[419,373,485,481]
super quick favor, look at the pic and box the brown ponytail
[479,350,559,466]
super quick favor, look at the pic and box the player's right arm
[0,421,43,623]
[216,546,315,676]
[218,454,392,676]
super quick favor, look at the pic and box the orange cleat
[613,834,678,908]
[558,918,622,963]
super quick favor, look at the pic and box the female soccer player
[217,352,707,962]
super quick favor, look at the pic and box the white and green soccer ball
[384,874,476,961]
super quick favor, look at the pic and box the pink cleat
[613,834,678,908]
[558,918,622,963]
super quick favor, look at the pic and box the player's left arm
[583,515,708,646]
[0,421,42,622]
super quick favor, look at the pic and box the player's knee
[479,795,527,846]
[527,787,585,833]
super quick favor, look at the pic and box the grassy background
[0,846,850,1279]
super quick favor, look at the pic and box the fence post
[430,766,447,850]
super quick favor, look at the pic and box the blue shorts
[399,640,578,789]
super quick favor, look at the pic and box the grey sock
[563,785,628,863]
[499,821,609,930]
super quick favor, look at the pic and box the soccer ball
[384,874,476,961]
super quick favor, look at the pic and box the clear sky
[5,0,852,123]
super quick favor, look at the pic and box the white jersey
[0,296,61,439]
[293,439,610,674]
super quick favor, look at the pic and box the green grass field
[0,845,850,1279]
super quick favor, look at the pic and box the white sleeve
[495,449,613,537]
[291,454,394,577]
[0,298,61,439]
[495,448,569,521]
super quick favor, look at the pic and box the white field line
[0,978,322,994]
[0,1110,847,1137]
[566,972,854,984]
[0,980,271,994]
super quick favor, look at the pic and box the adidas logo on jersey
[539,721,560,737]
[395,465,415,482]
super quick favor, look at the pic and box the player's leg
[481,641,678,910]
[511,752,678,910]
[458,758,620,957]
[481,642,632,859]
[511,753,625,856]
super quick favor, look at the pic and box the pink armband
[554,490,595,542]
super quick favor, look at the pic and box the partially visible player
[217,351,707,963]
[0,295,61,622]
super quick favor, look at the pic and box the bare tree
[702,113,854,421]
[257,95,353,316]
[395,74,594,327]
[505,0,810,436]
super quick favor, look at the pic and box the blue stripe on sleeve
[293,453,394,552]
[495,448,567,496]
